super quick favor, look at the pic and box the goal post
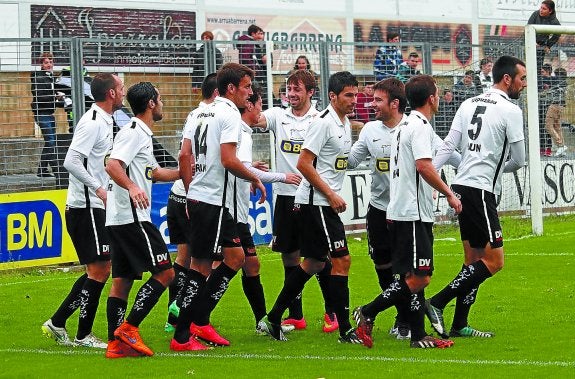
[524,24,575,236]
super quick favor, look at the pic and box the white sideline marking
[0,276,70,287]
[0,348,573,368]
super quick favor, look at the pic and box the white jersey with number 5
[451,89,524,195]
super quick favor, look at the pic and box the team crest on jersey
[145,167,153,180]
[334,157,348,171]
[375,158,390,172]
[280,140,303,154]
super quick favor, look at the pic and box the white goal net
[525,24,575,235]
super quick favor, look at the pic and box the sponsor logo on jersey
[145,166,153,180]
[335,157,348,171]
[376,158,390,172]
[280,140,303,154]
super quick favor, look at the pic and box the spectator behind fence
[396,52,421,83]
[539,64,553,156]
[59,60,91,132]
[452,70,481,109]
[373,32,403,81]
[193,31,224,87]
[31,52,65,178]
[353,82,375,124]
[238,24,270,105]
[527,0,561,71]
[286,55,322,109]
[544,67,569,157]
[476,57,493,93]
[435,89,457,139]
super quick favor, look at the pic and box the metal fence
[2,36,573,198]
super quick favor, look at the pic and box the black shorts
[166,192,190,245]
[452,184,503,249]
[366,205,391,265]
[187,200,241,260]
[107,221,172,279]
[272,195,299,254]
[388,220,433,276]
[65,207,111,265]
[212,222,256,262]
[237,222,257,257]
[297,203,349,261]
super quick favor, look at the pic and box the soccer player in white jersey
[425,56,527,339]
[104,82,180,358]
[354,75,462,349]
[41,73,124,349]
[256,70,337,333]
[172,63,266,350]
[347,78,411,340]
[164,73,219,333]
[222,83,300,332]
[259,71,363,344]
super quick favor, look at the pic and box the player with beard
[104,82,180,358]
[425,56,527,340]
[255,69,338,333]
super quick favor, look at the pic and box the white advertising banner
[340,160,575,232]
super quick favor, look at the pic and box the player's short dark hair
[217,62,254,96]
[287,69,316,92]
[91,73,118,102]
[127,82,158,116]
[201,73,218,100]
[492,56,526,84]
[240,82,263,114]
[248,24,263,36]
[405,75,437,109]
[373,77,407,113]
[328,71,358,96]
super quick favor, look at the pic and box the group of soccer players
[41,54,527,356]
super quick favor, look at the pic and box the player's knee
[331,254,351,275]
[243,256,260,276]
[155,268,175,287]
[225,249,245,271]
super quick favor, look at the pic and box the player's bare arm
[179,138,194,193]
[416,158,462,214]
[297,148,346,213]
[106,158,149,209]
[221,142,266,203]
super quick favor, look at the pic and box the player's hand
[252,161,269,172]
[129,186,149,209]
[284,173,302,185]
[251,179,267,204]
[447,193,462,215]
[96,187,107,208]
[327,192,346,213]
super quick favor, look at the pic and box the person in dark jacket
[192,31,224,88]
[527,0,561,71]
[30,52,64,177]
[238,24,270,105]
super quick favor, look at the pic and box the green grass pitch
[0,216,574,378]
